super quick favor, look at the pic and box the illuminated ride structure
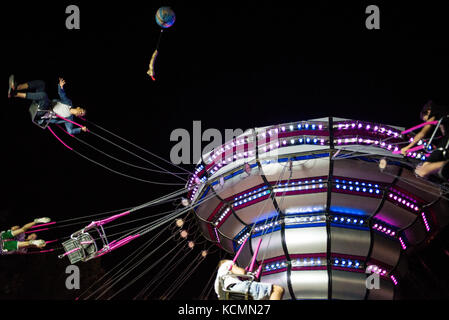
[187,117,449,300]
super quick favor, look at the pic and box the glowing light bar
[331,215,368,228]
[334,178,382,195]
[332,257,363,270]
[366,264,388,276]
[372,220,397,238]
[399,236,407,250]
[421,212,431,232]
[233,189,271,208]
[387,192,420,212]
[390,274,399,286]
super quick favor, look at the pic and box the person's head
[71,107,86,117]
[420,100,433,121]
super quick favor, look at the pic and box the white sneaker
[30,240,46,247]
[34,217,51,224]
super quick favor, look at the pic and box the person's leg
[10,221,36,237]
[27,80,46,92]
[18,239,46,249]
[13,80,51,109]
[15,80,45,92]
[269,285,284,300]
[16,83,29,91]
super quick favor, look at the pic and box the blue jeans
[25,80,51,110]
[230,281,272,300]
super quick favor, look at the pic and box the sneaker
[8,74,16,98]
[34,217,51,224]
[30,240,46,248]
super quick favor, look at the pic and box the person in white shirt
[9,76,88,135]
[214,259,284,300]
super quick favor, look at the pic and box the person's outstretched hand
[400,147,410,156]
[81,126,88,132]
[59,77,66,89]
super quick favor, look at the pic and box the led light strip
[399,236,407,250]
[332,257,363,270]
[371,220,397,238]
[366,264,389,277]
[232,189,271,208]
[421,212,431,232]
[273,179,325,193]
[233,213,327,246]
[214,207,231,226]
[331,215,368,228]
[233,185,269,202]
[264,260,288,272]
[334,178,382,195]
[387,192,420,212]
[334,121,402,138]
[390,274,399,286]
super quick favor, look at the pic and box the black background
[1,0,449,301]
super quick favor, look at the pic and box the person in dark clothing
[401,101,449,179]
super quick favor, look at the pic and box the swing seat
[59,225,109,263]
[29,102,54,129]
[60,232,97,264]
[218,273,255,300]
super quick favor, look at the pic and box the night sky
[2,1,449,301]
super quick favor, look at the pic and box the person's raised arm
[57,78,73,106]
[401,117,436,155]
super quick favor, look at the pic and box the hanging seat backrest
[29,102,54,129]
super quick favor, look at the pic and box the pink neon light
[95,234,141,258]
[214,228,221,244]
[255,264,263,279]
[28,249,55,254]
[421,212,430,232]
[401,121,438,135]
[54,113,84,128]
[63,247,81,257]
[30,222,56,229]
[25,228,48,234]
[86,211,132,229]
[55,123,74,137]
[229,236,249,270]
[392,144,425,155]
[399,237,407,250]
[44,239,59,244]
[248,238,263,273]
[47,126,73,150]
